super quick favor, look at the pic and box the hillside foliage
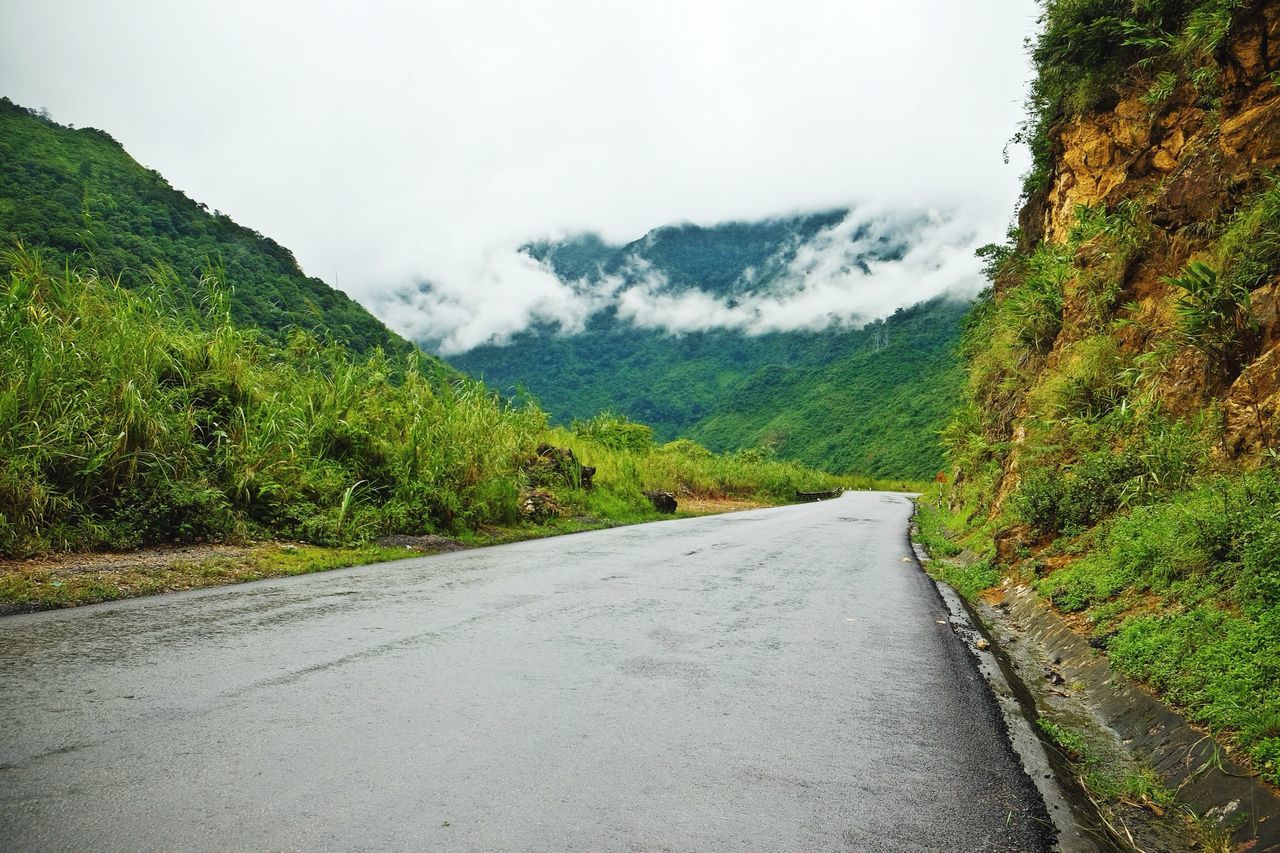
[453,211,969,481]
[0,97,408,354]
[939,0,1280,785]
[0,249,845,557]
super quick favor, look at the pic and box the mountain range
[439,212,972,478]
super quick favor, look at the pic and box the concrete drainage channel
[908,524,1280,853]
[909,536,1117,852]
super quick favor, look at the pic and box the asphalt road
[0,492,1053,851]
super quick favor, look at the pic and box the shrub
[1017,450,1141,535]
[1007,249,1068,354]
[1168,260,1258,380]
[570,412,655,453]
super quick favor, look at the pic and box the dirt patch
[678,496,768,515]
[0,542,261,578]
[0,541,408,615]
[374,534,469,553]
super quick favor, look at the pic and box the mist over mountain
[437,210,975,478]
[376,206,984,355]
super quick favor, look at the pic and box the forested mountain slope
[0,97,407,354]
[448,211,971,480]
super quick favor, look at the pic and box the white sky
[0,0,1039,350]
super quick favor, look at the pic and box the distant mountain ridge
[523,208,862,297]
[0,96,408,355]
[447,210,972,479]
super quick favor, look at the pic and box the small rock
[975,638,991,651]
[644,490,678,513]
[531,444,594,490]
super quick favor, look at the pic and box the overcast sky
[0,0,1039,351]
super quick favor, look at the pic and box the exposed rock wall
[1005,2,1280,491]
[1025,5,1280,246]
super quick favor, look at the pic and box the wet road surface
[0,492,1052,851]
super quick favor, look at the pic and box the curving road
[0,491,1053,851]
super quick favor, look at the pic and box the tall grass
[0,250,851,556]
[0,247,547,553]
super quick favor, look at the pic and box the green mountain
[0,97,406,354]
[446,212,970,479]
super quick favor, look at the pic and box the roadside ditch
[909,504,1280,853]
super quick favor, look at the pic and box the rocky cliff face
[942,0,1280,798]
[1026,5,1280,247]
[991,3,1280,507]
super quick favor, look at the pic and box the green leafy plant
[570,412,655,453]
[1167,260,1258,380]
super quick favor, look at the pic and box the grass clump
[1168,260,1258,381]
[1038,716,1180,818]
[912,501,1001,598]
[1038,718,1089,760]
[935,557,1002,600]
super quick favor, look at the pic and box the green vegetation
[936,0,1280,777]
[1034,713,1237,849]
[686,301,966,480]
[1037,718,1089,760]
[456,298,968,480]
[0,97,409,354]
[1020,0,1245,195]
[1036,468,1280,777]
[1168,261,1258,380]
[453,210,966,481]
[0,248,843,564]
[913,502,1001,598]
[938,188,1280,783]
[938,182,1280,783]
[1037,717,1180,816]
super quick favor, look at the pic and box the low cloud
[380,206,990,354]
[1,1,1038,352]
[375,249,604,353]
[616,208,983,336]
